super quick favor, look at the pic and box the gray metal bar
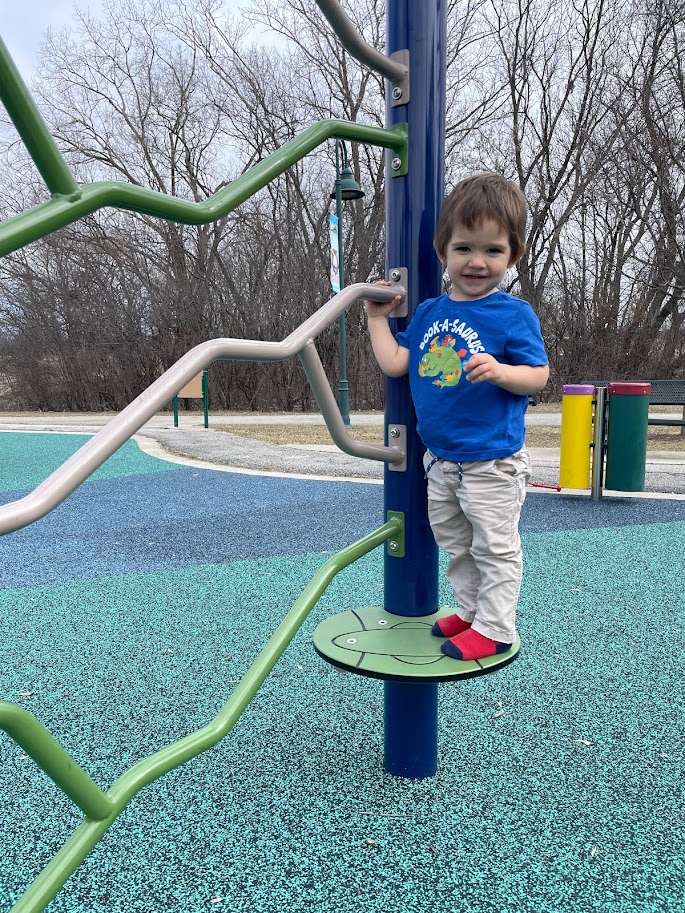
[314,0,408,84]
[298,341,404,465]
[591,386,606,502]
[0,283,405,536]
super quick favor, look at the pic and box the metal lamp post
[331,139,364,428]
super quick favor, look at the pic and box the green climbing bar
[7,517,402,913]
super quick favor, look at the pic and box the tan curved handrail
[0,282,405,536]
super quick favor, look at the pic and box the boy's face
[440,219,515,302]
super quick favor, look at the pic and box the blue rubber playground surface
[1,431,684,913]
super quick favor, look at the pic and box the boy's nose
[467,252,486,268]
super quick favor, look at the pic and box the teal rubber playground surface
[1,431,684,913]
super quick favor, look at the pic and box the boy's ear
[433,240,446,266]
[508,244,525,267]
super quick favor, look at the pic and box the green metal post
[0,37,78,196]
[0,703,113,820]
[202,370,209,428]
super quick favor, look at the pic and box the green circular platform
[313,606,521,682]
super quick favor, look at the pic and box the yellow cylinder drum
[559,384,595,488]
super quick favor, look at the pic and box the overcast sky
[2,1,103,77]
[2,0,252,79]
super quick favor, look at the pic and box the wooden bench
[583,380,685,431]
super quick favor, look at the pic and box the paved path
[1,411,684,495]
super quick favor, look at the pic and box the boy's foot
[431,614,471,638]
[441,627,511,661]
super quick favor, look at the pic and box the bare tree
[3,0,685,410]
[175,0,388,406]
[0,0,394,411]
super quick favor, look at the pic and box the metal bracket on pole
[385,510,405,556]
[387,424,407,472]
[388,267,408,317]
[389,50,410,106]
[387,121,409,177]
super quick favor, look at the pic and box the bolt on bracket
[386,510,405,557]
[389,267,408,318]
[389,50,410,107]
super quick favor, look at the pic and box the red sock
[441,627,511,661]
[431,614,471,638]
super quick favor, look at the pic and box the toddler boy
[365,173,549,662]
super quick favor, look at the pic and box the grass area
[644,428,685,450]
[213,423,382,445]
[213,422,685,451]
[213,422,563,448]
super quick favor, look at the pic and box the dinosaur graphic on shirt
[418,335,468,387]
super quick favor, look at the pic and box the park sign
[329,213,340,292]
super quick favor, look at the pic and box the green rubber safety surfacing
[313,606,520,682]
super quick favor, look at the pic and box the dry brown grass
[213,423,383,446]
[213,421,685,451]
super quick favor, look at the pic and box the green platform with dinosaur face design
[313,606,520,682]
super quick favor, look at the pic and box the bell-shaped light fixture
[331,140,365,201]
[334,164,365,201]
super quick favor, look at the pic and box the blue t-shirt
[396,290,548,462]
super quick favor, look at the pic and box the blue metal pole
[384,682,438,777]
[383,0,447,777]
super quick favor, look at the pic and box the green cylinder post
[604,382,651,491]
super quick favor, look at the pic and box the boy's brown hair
[434,173,527,265]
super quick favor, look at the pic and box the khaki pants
[423,449,531,643]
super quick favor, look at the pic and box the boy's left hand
[463,353,506,385]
